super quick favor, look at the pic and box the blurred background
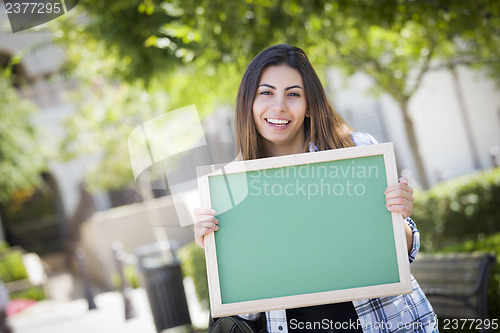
[0,1,499,332]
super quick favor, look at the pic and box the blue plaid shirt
[240,132,438,332]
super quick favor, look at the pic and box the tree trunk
[0,215,5,243]
[400,100,430,189]
[449,66,481,170]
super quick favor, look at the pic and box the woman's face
[252,64,308,156]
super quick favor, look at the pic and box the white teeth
[266,118,290,125]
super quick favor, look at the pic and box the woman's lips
[265,118,291,128]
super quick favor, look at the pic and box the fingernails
[211,209,216,215]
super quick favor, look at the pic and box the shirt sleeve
[350,132,379,146]
[405,217,420,263]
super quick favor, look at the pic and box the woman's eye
[259,90,272,95]
[288,92,301,97]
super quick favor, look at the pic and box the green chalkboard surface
[198,143,412,317]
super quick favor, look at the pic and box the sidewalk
[7,270,209,333]
[9,288,156,333]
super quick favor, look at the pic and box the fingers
[385,177,414,219]
[195,227,215,248]
[385,178,413,196]
[193,208,219,248]
[386,203,413,220]
[194,207,217,217]
[385,186,414,202]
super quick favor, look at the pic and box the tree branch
[406,47,434,97]
[429,57,500,72]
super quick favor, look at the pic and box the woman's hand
[385,177,415,253]
[385,177,414,219]
[193,208,219,248]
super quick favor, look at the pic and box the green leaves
[178,241,209,310]
[61,0,500,91]
[60,80,170,191]
[0,72,45,204]
[413,167,500,251]
[53,0,500,191]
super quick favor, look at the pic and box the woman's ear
[306,107,310,117]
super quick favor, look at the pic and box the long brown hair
[235,44,353,160]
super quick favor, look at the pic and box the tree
[60,79,172,191]
[0,70,46,203]
[314,0,500,188]
[56,0,500,190]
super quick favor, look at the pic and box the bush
[178,242,209,310]
[439,233,500,325]
[413,167,500,251]
[10,286,46,301]
[112,265,140,289]
[0,248,29,283]
[0,246,46,301]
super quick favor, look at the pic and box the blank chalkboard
[197,143,412,317]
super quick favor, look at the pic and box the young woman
[194,44,438,333]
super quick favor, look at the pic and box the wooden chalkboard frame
[197,143,412,317]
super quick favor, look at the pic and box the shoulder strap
[209,315,259,333]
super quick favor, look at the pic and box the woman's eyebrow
[258,83,276,89]
[285,84,303,90]
[257,83,303,90]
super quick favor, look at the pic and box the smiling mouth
[266,118,291,126]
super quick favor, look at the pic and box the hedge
[112,265,140,290]
[0,248,28,283]
[178,241,209,310]
[413,167,500,252]
[10,286,46,301]
[0,244,46,301]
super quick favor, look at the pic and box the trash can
[136,241,191,332]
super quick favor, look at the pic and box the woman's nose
[272,95,286,113]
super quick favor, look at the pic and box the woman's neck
[262,138,306,157]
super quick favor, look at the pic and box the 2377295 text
[437,318,498,330]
